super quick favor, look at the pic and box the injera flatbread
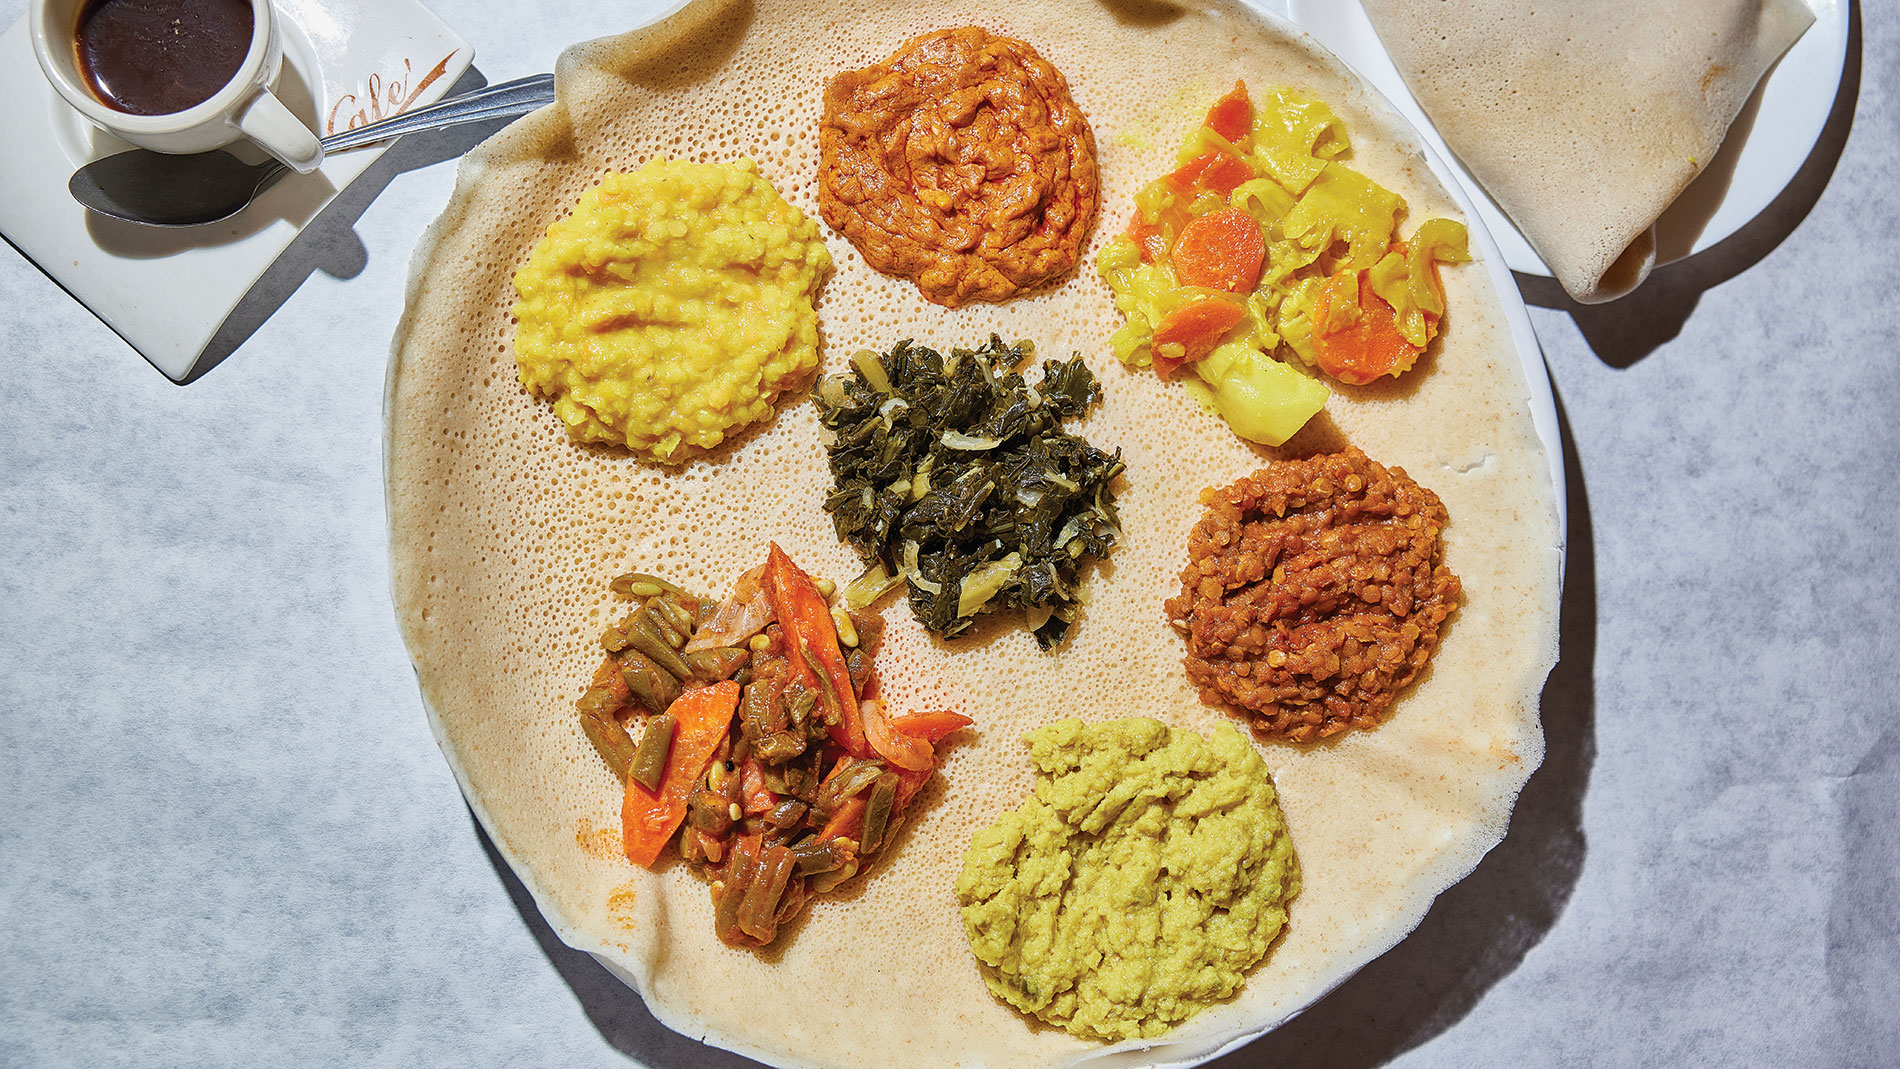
[1361,0,1813,304]
[384,1,1561,1064]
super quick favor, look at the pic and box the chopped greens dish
[815,337,1124,649]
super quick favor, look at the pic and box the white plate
[0,0,473,381]
[1285,0,1847,276]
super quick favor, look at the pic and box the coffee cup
[31,0,324,174]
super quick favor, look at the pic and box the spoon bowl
[70,149,288,228]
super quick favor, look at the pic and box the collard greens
[816,338,1124,649]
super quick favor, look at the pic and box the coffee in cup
[76,0,257,117]
[31,0,324,174]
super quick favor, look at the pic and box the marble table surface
[2,1,1894,1065]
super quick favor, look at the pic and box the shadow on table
[471,811,770,1069]
[1212,389,1598,1069]
[1517,0,1862,369]
[177,66,514,384]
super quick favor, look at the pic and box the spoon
[69,73,556,228]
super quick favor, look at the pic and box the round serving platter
[383,1,1566,1064]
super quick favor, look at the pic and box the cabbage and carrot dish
[1098,82,1471,445]
[575,545,969,947]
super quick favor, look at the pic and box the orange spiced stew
[819,27,1099,307]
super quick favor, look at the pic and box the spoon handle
[316,74,557,154]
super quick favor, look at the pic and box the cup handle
[235,89,324,174]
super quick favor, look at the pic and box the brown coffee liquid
[75,0,255,116]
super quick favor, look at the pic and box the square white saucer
[0,0,473,382]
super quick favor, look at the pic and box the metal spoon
[69,73,556,228]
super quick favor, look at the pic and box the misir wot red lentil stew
[1167,448,1461,741]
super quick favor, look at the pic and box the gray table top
[3,1,1894,1066]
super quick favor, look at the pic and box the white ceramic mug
[31,0,324,174]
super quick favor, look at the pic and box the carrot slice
[621,680,740,867]
[862,697,934,772]
[1171,208,1265,293]
[1205,81,1253,143]
[763,543,867,757]
[1168,150,1253,198]
[817,796,868,845]
[1314,269,1360,335]
[1150,298,1249,380]
[1311,268,1427,385]
[888,710,973,743]
[894,766,932,812]
[884,710,972,808]
[1126,212,1170,264]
